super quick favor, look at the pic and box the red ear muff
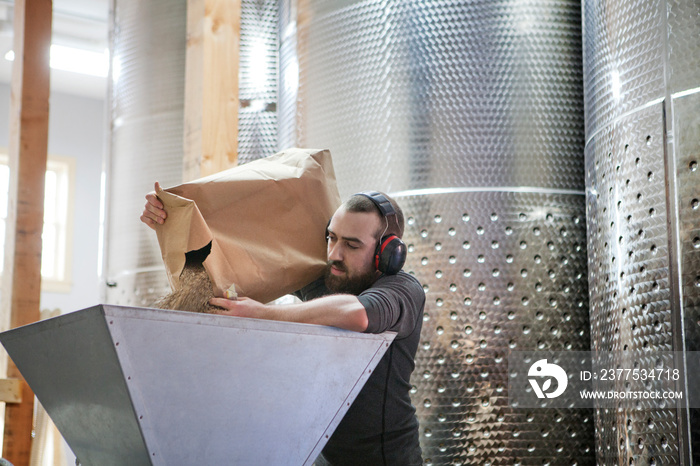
[352,191,407,274]
[374,234,407,275]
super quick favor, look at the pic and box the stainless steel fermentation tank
[583,0,700,464]
[103,0,700,463]
[281,1,593,464]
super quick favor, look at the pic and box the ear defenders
[355,191,407,275]
[374,232,407,275]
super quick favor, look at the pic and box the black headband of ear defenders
[355,191,396,218]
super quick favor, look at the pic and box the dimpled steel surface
[238,0,278,163]
[585,104,681,465]
[106,0,187,306]
[583,0,700,463]
[674,91,700,460]
[298,0,585,197]
[286,0,592,463]
[667,0,700,94]
[400,191,593,464]
[581,0,664,139]
[675,92,700,352]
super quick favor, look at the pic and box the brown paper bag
[154,148,341,303]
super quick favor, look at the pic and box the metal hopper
[0,304,395,465]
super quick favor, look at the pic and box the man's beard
[324,261,376,295]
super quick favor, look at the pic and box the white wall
[0,83,105,314]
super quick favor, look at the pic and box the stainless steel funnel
[0,305,394,465]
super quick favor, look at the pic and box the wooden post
[184,0,241,181]
[1,0,52,464]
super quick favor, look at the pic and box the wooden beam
[0,380,22,404]
[184,0,241,181]
[1,0,52,464]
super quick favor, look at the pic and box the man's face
[324,205,382,295]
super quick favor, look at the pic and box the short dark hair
[345,192,405,239]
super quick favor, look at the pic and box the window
[0,153,75,292]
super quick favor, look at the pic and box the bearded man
[142,188,424,465]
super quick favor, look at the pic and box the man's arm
[209,295,369,332]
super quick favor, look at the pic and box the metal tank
[238,0,279,163]
[103,0,187,307]
[582,0,700,464]
[280,0,593,464]
[104,0,278,306]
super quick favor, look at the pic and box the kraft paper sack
[154,148,341,303]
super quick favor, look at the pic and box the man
[141,185,424,465]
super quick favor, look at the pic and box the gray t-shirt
[297,271,425,465]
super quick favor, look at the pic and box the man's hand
[140,181,167,229]
[210,296,267,318]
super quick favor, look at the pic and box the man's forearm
[211,294,369,332]
[266,294,369,331]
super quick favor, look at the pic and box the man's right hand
[140,181,167,230]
